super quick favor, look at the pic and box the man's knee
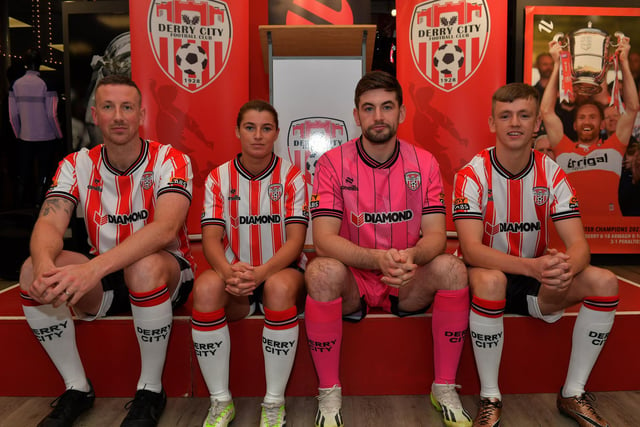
[192,270,226,311]
[304,256,348,297]
[469,268,507,300]
[263,271,304,308]
[427,254,468,290]
[580,266,619,297]
[19,257,34,291]
[124,252,177,292]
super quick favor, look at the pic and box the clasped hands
[538,248,573,292]
[29,263,98,308]
[224,262,262,296]
[379,248,417,289]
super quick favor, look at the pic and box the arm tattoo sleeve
[40,198,74,217]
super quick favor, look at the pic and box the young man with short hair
[454,83,619,427]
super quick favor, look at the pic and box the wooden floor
[2,257,639,426]
[2,392,640,426]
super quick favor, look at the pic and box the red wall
[249,1,270,101]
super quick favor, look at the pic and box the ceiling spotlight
[391,9,397,17]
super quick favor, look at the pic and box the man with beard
[304,71,472,427]
[541,37,639,217]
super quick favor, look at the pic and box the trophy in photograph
[553,22,625,96]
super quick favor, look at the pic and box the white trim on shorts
[526,294,564,323]
[73,255,195,321]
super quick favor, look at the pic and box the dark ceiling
[5,0,395,79]
[7,0,64,70]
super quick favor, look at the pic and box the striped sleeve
[284,164,309,227]
[46,151,80,206]
[157,146,193,201]
[549,161,581,222]
[310,150,343,220]
[201,167,226,228]
[452,160,484,221]
[422,152,446,216]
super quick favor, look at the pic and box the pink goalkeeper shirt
[311,137,446,251]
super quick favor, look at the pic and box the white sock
[563,302,616,397]
[263,322,298,404]
[469,309,504,400]
[192,309,232,403]
[263,306,299,404]
[130,287,173,393]
[23,303,90,392]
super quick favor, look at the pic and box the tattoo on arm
[40,198,74,217]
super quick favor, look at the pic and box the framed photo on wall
[512,0,640,254]
[511,0,640,84]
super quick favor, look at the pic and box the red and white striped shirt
[47,139,193,265]
[201,153,308,267]
[453,148,579,258]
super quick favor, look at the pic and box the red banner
[397,0,508,231]
[130,0,249,235]
[268,0,371,24]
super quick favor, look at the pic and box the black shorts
[504,274,541,317]
[344,294,431,323]
[89,252,194,317]
[246,263,304,315]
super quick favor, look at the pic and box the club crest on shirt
[532,187,549,206]
[141,172,154,190]
[405,171,421,191]
[268,184,283,201]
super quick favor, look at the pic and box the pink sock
[432,288,469,384]
[304,295,342,388]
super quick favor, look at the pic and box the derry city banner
[397,0,508,231]
[130,0,249,235]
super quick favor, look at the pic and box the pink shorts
[349,267,399,313]
[346,267,429,321]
